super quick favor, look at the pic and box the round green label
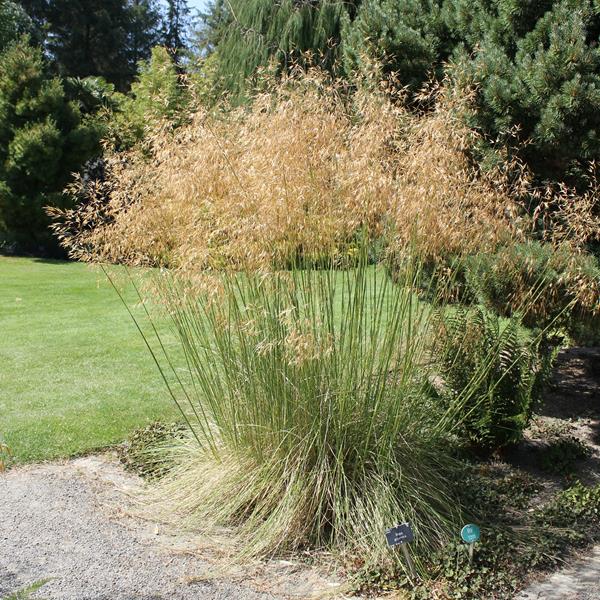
[461,524,480,543]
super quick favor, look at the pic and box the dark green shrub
[465,241,600,342]
[433,307,546,451]
[0,1,34,52]
[342,0,449,92]
[447,0,600,184]
[0,38,105,254]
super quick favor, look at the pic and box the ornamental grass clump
[50,72,529,273]
[132,255,466,577]
[52,71,403,271]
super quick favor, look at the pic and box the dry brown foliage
[50,71,597,272]
[531,168,600,250]
[389,87,523,262]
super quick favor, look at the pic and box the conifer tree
[0,38,104,252]
[446,0,600,182]
[111,46,190,147]
[342,0,449,91]
[163,0,191,51]
[17,0,163,89]
[0,0,34,52]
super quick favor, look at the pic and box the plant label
[460,524,480,544]
[385,522,414,546]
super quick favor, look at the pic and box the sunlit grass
[132,255,468,578]
[0,256,178,462]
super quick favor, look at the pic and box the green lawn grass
[0,256,178,463]
[0,257,432,464]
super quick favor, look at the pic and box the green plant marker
[461,523,480,563]
[386,523,417,582]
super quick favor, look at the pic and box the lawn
[0,256,178,463]
[0,257,400,464]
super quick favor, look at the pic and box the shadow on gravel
[503,347,600,482]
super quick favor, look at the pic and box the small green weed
[3,579,50,600]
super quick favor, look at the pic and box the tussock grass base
[135,261,468,579]
[148,432,463,575]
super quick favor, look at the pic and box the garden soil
[518,347,600,600]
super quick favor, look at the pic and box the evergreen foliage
[17,0,164,90]
[199,0,600,182]
[193,0,229,55]
[0,0,34,52]
[0,38,104,253]
[448,0,600,182]
[342,0,449,92]
[163,0,191,52]
[110,46,190,148]
[465,241,600,340]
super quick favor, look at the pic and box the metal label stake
[385,522,417,582]
[460,523,481,564]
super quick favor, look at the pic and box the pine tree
[0,38,104,252]
[163,0,191,51]
[17,0,163,90]
[446,0,600,182]
[192,0,229,55]
[129,0,165,69]
[110,46,190,147]
[342,0,449,91]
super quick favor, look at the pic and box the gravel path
[517,546,600,600]
[517,347,600,600]
[0,456,336,600]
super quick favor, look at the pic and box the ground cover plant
[0,256,178,463]
[405,474,600,599]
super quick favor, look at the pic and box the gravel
[3,455,600,600]
[517,546,600,600]
[0,456,328,600]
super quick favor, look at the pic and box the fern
[433,306,546,451]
